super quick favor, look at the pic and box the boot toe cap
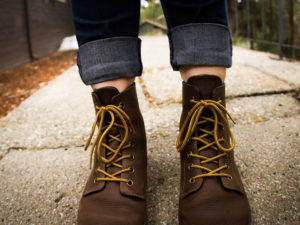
[179,190,250,225]
[77,192,146,225]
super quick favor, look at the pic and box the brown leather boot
[176,75,251,225]
[78,83,147,225]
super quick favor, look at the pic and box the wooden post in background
[289,0,295,60]
[269,0,273,41]
[278,0,284,59]
[253,0,257,43]
[241,0,245,37]
[246,0,253,49]
[227,0,235,35]
[260,0,265,39]
[234,0,239,36]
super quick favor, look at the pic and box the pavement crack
[138,77,157,107]
[153,89,299,107]
[1,144,85,161]
[241,63,297,88]
[226,89,299,99]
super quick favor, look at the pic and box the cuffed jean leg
[168,23,232,70]
[70,0,141,85]
[77,37,142,85]
[160,0,232,70]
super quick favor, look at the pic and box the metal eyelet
[129,154,135,160]
[227,175,233,180]
[225,163,230,169]
[187,151,192,158]
[129,167,135,173]
[129,141,135,148]
[189,177,195,183]
[127,180,134,186]
[119,102,125,109]
[93,178,99,183]
[128,127,132,133]
[188,163,193,170]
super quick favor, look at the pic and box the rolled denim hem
[77,37,142,85]
[168,23,232,70]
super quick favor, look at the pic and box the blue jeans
[71,0,232,85]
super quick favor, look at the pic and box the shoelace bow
[176,99,235,181]
[84,104,135,184]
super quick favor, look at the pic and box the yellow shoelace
[176,99,235,181]
[84,104,134,184]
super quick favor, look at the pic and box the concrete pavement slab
[0,148,87,225]
[1,115,299,225]
[232,115,300,225]
[233,46,300,87]
[141,36,170,70]
[0,67,93,156]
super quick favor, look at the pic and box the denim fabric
[71,0,231,85]
[169,23,232,70]
[71,0,140,46]
[77,37,142,85]
[160,0,228,29]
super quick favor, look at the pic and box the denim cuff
[77,37,142,85]
[168,23,232,70]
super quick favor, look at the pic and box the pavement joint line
[141,66,299,106]
[0,144,85,161]
[241,63,298,88]
[226,88,300,99]
[138,77,158,107]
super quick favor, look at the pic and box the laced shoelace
[84,104,135,184]
[176,99,235,181]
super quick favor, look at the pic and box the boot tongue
[187,75,223,173]
[92,86,122,183]
[93,86,119,106]
[187,75,222,99]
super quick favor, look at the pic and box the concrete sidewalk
[0,36,299,225]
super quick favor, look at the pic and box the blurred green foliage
[140,1,164,23]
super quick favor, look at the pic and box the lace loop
[84,104,134,183]
[176,99,235,179]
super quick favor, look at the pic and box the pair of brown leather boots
[77,75,251,225]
